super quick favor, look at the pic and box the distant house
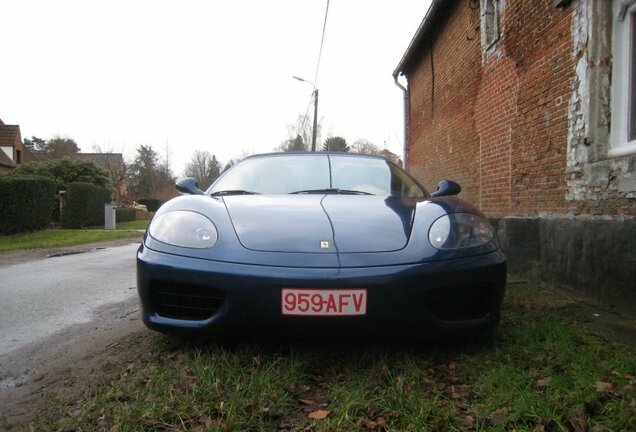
[72,153,128,203]
[378,149,403,167]
[393,0,636,315]
[0,119,36,173]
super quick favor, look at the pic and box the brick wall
[505,0,574,215]
[407,1,482,207]
[404,0,635,217]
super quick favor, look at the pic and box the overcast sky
[1,0,430,175]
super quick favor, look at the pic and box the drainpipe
[393,72,409,168]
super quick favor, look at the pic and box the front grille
[150,281,224,320]
[424,282,496,321]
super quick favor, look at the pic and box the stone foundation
[492,216,636,318]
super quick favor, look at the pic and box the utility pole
[312,89,319,152]
[293,76,319,152]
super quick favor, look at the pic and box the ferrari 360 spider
[137,152,506,338]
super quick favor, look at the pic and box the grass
[114,220,150,230]
[0,220,148,252]
[33,282,636,431]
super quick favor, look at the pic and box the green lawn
[0,221,148,252]
[34,282,636,431]
[115,220,150,230]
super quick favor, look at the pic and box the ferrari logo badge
[320,241,330,249]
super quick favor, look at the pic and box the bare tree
[183,150,222,189]
[91,145,130,204]
[351,139,381,155]
[222,150,253,173]
[277,113,322,152]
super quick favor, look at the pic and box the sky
[1,0,431,176]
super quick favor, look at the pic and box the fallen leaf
[448,362,457,370]
[298,398,316,406]
[463,415,475,428]
[590,425,605,432]
[185,377,196,391]
[309,409,331,420]
[536,377,552,392]
[595,381,620,396]
[310,374,326,383]
[595,381,612,392]
[200,416,218,429]
[567,417,588,432]
[488,407,510,425]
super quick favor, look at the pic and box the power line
[298,0,330,140]
[313,0,330,88]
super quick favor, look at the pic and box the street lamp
[293,76,319,152]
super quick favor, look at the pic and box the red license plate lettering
[281,288,367,316]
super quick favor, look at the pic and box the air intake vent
[150,281,224,321]
[424,282,496,321]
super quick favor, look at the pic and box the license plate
[281,288,367,316]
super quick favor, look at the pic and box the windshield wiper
[290,188,373,195]
[210,190,261,196]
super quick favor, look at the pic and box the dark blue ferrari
[137,152,506,338]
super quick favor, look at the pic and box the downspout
[393,72,409,168]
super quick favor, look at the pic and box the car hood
[223,195,417,253]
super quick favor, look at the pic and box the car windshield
[207,154,427,197]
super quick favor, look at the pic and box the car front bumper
[137,244,507,339]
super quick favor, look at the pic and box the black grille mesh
[150,281,224,321]
[424,282,496,321]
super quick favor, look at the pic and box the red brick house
[394,0,636,314]
[0,119,36,173]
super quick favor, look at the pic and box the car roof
[244,151,388,161]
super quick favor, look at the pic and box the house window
[481,0,499,49]
[16,149,21,164]
[610,0,636,157]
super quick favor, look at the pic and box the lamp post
[293,76,319,152]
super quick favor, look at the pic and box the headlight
[428,213,495,250]
[149,210,218,249]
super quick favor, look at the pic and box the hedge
[116,208,137,222]
[137,198,162,212]
[61,182,111,228]
[0,175,57,235]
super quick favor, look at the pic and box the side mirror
[430,180,461,197]
[175,177,204,195]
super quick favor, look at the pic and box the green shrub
[0,176,57,235]
[137,198,162,212]
[116,208,136,222]
[61,182,111,228]
[10,157,112,190]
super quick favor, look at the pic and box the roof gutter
[392,75,409,167]
[392,0,446,78]
[391,0,447,168]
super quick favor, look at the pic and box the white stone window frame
[610,0,636,157]
[481,0,501,52]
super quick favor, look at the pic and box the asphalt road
[0,242,140,356]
